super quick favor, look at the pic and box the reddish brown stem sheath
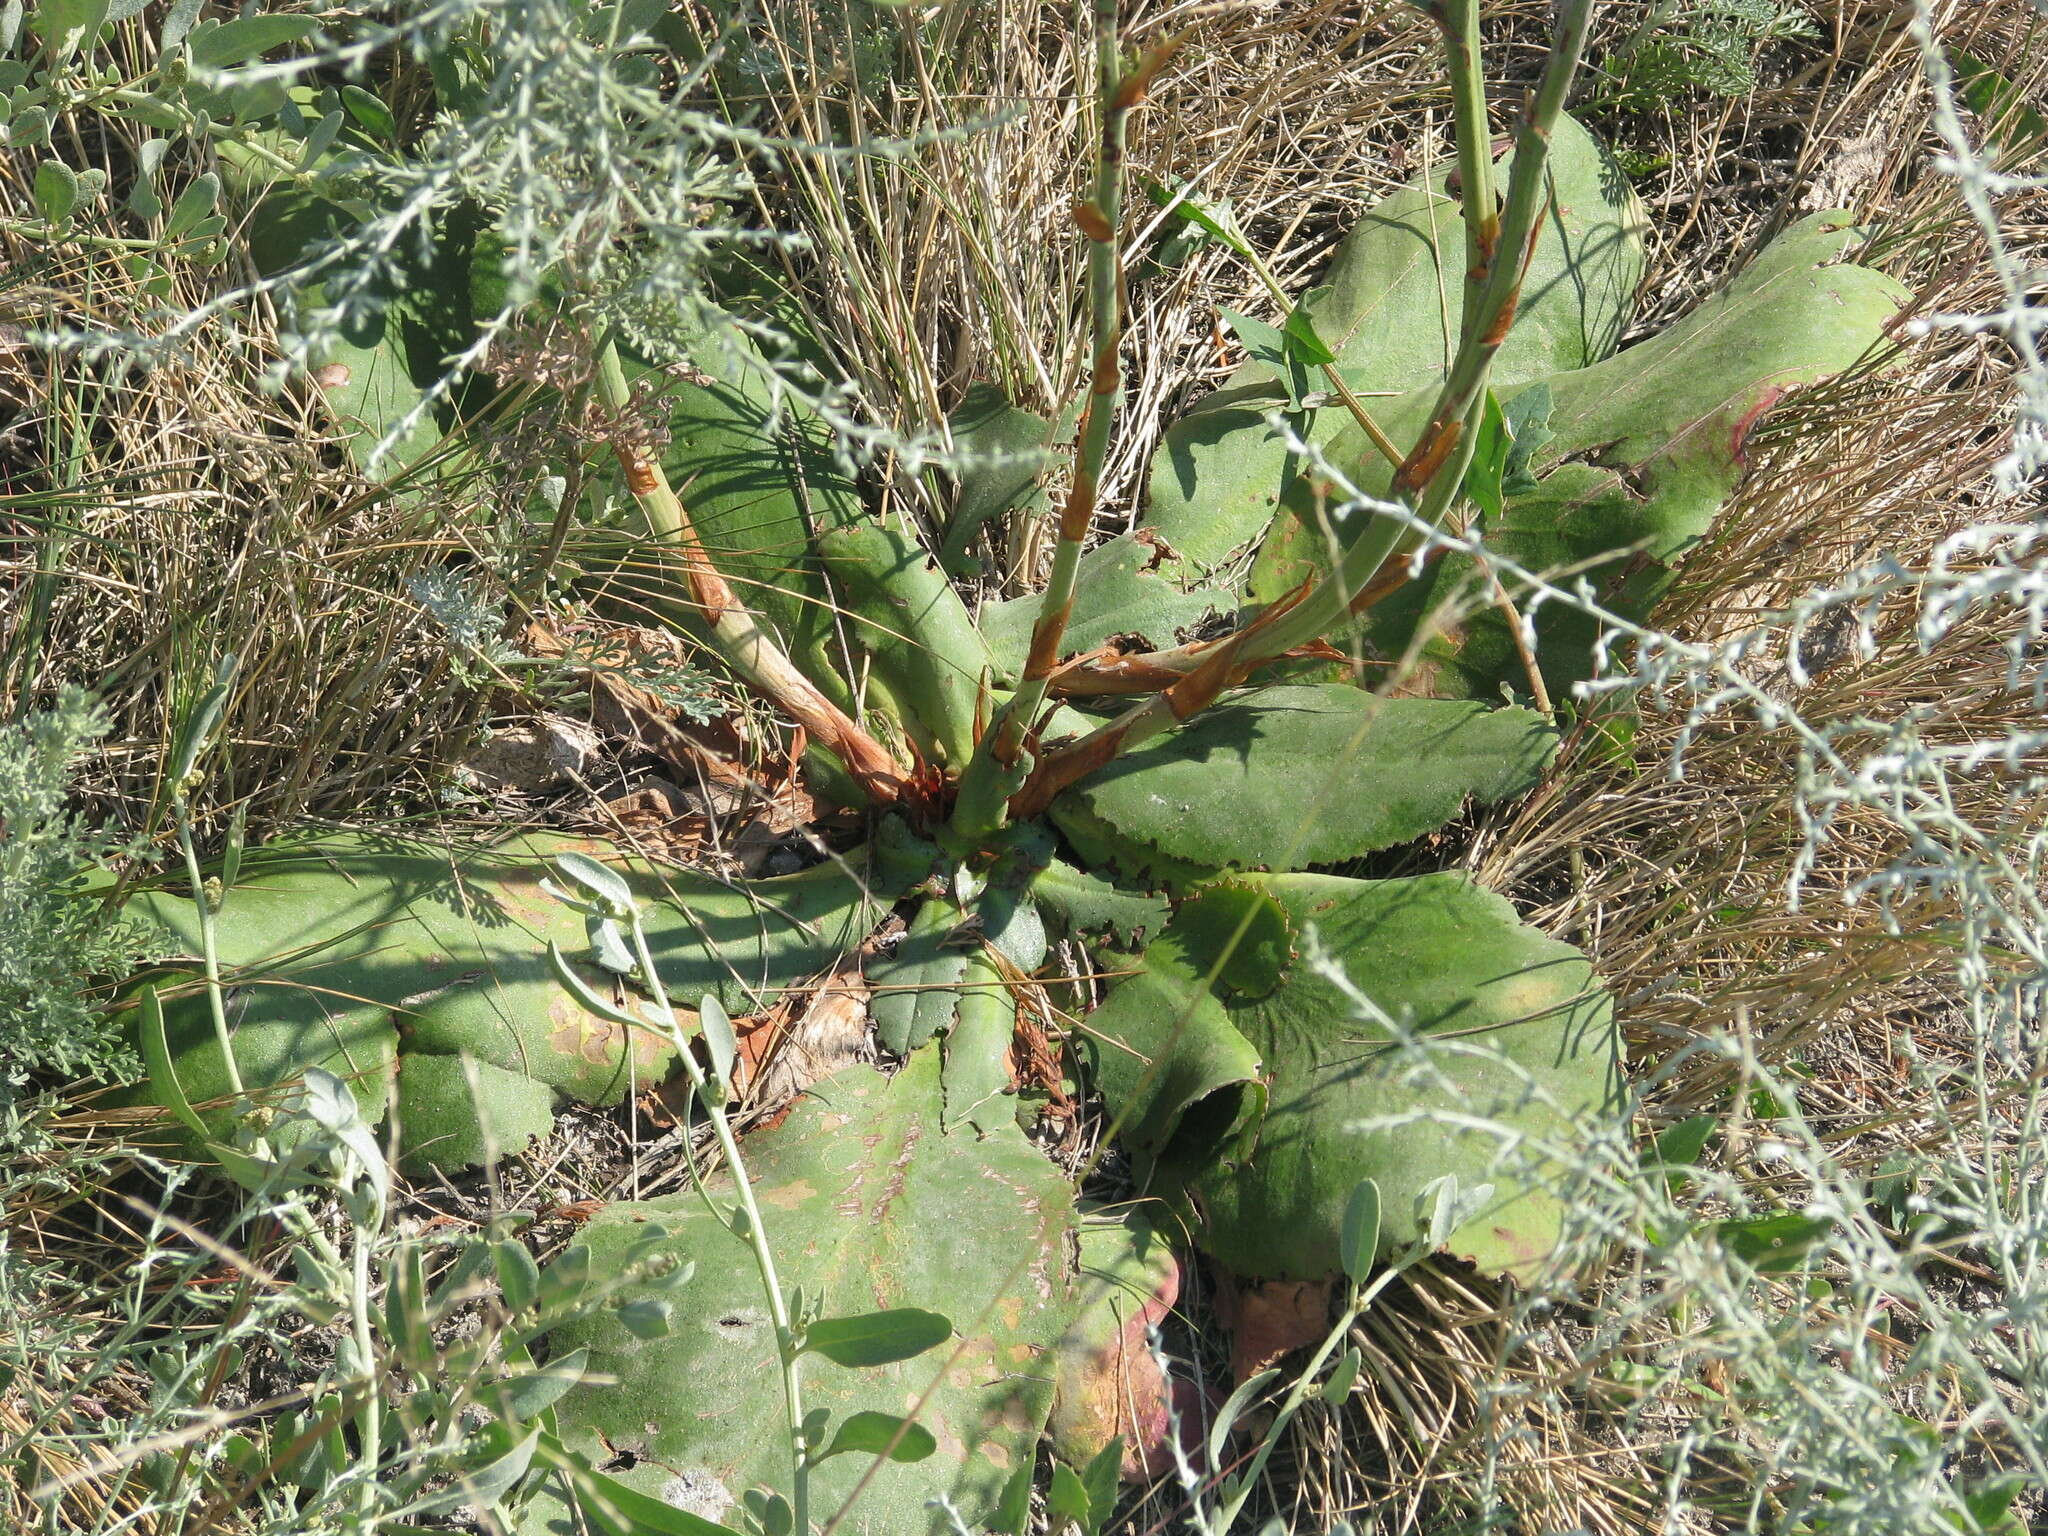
[596,346,908,807]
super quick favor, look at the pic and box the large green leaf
[942,953,1019,1135]
[120,834,894,1144]
[1142,872,1621,1281]
[649,321,860,694]
[547,1050,1079,1536]
[396,1052,555,1172]
[653,314,993,778]
[816,520,994,771]
[1345,211,1911,699]
[1145,114,1645,575]
[1027,859,1170,949]
[1047,685,1555,885]
[124,964,400,1142]
[869,898,973,1056]
[243,193,492,478]
[939,382,1056,578]
[1046,1204,1182,1477]
[1076,942,1263,1166]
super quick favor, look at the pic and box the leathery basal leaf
[870,898,973,1055]
[396,1052,555,1173]
[941,381,1058,579]
[1174,872,1621,1281]
[1350,210,1911,701]
[1078,943,1264,1166]
[120,833,895,1150]
[977,533,1227,686]
[1047,1203,1185,1482]
[1047,686,1555,884]
[545,1051,1079,1536]
[1146,114,1645,575]
[943,953,1019,1135]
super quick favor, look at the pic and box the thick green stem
[951,5,1175,839]
[1001,0,1126,739]
[1443,0,1499,333]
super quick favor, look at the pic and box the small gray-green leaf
[1208,1367,1280,1469]
[753,1492,793,1536]
[802,1308,952,1367]
[33,159,76,225]
[615,1298,673,1340]
[403,1426,539,1516]
[339,81,395,140]
[298,106,344,169]
[536,1244,592,1313]
[1340,1178,1381,1284]
[163,172,219,239]
[816,1410,938,1465]
[587,913,636,975]
[7,106,52,151]
[495,1239,541,1313]
[698,992,738,1089]
[1321,1345,1361,1405]
[551,850,635,915]
[499,1349,588,1419]
[547,942,648,1030]
[186,12,319,67]
[157,0,197,49]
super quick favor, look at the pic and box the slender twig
[592,340,907,807]
[950,9,1176,837]
[620,912,812,1533]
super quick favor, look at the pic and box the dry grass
[4,0,2043,1531]
[0,254,507,846]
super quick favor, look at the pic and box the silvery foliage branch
[60,0,967,477]
[1906,0,2048,494]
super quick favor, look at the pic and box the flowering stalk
[1007,0,1598,816]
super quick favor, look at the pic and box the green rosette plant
[114,0,1909,1527]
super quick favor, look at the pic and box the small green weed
[1597,0,1822,112]
[0,688,147,1095]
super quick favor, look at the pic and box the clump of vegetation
[96,0,1911,1527]
[2,0,2042,1532]
[0,689,145,1093]
[1597,0,1821,110]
